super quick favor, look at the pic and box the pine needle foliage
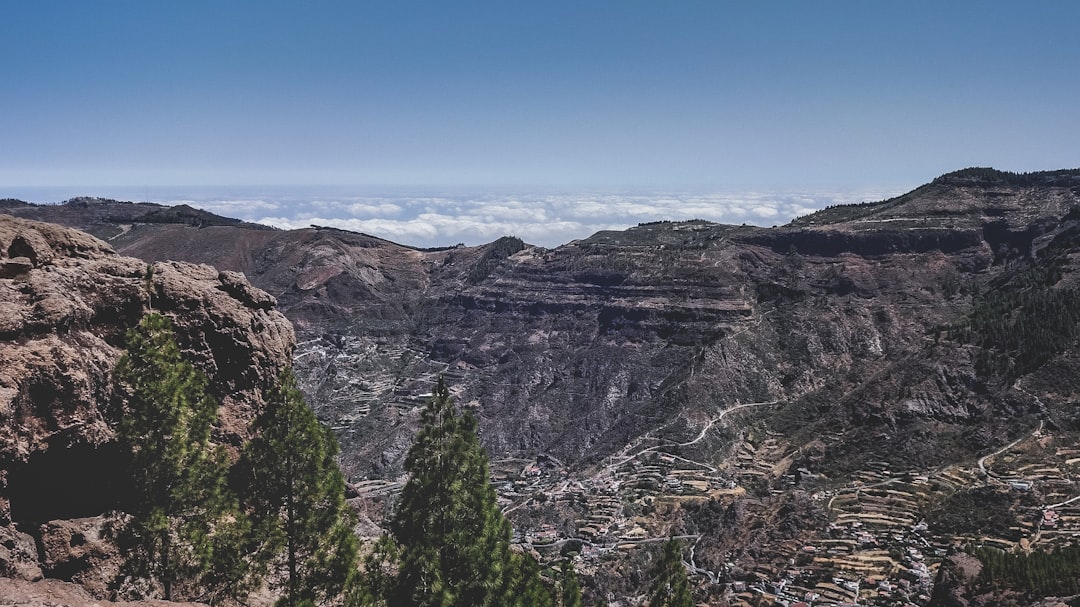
[948,263,1080,380]
[351,534,400,607]
[241,368,359,607]
[560,561,583,607]
[973,544,1080,598]
[500,551,553,607]
[387,379,544,607]
[647,538,693,607]
[113,313,243,601]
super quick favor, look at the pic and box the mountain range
[5,167,1080,606]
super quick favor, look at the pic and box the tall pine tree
[501,551,553,607]
[388,379,542,607]
[647,538,693,607]
[113,313,240,601]
[560,561,583,607]
[351,534,400,607]
[241,368,359,607]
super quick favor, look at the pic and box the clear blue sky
[2,1,1078,189]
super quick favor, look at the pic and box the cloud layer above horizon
[192,188,905,248]
[9,186,907,249]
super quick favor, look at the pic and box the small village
[481,407,1080,607]
[336,354,1080,607]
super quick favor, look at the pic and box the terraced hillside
[8,168,1080,605]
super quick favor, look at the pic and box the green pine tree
[241,368,359,607]
[560,561,583,607]
[647,538,693,607]
[502,551,553,607]
[388,379,532,607]
[351,534,400,607]
[113,313,241,601]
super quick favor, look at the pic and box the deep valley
[5,168,1080,606]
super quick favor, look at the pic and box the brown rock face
[0,525,41,581]
[37,516,123,596]
[0,577,208,607]
[11,170,1080,483]
[0,214,294,590]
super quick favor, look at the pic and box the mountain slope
[8,170,1080,477]
[8,168,1080,605]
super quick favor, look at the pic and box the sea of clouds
[8,186,906,249]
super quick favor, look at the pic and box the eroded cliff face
[10,171,1080,485]
[0,214,294,597]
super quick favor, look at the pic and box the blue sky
[2,2,1078,246]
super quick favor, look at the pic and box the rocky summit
[6,167,1080,606]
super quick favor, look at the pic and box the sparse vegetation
[925,487,1017,540]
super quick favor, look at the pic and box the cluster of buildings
[481,420,1080,606]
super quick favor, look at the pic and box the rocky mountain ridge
[7,167,1080,606]
[8,169,1080,479]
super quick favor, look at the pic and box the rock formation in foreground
[0,214,294,602]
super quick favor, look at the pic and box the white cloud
[786,205,821,218]
[256,213,597,248]
[170,198,280,214]
[469,202,549,222]
[347,203,403,216]
[177,186,906,248]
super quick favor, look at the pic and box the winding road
[605,400,780,474]
[504,399,779,516]
[977,420,1043,480]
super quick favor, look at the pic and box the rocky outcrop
[744,226,988,258]
[0,525,41,582]
[0,577,207,607]
[37,516,123,597]
[0,214,294,592]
